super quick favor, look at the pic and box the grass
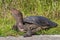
[0,0,60,36]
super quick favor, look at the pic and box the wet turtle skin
[23,23,50,37]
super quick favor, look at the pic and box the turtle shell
[23,16,57,27]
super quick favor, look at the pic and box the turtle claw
[23,33,32,37]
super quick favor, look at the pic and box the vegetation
[0,0,60,36]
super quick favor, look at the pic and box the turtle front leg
[12,24,19,31]
[23,27,33,37]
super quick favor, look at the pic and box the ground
[0,35,60,40]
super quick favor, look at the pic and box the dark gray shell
[23,16,57,27]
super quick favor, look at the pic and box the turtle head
[9,8,25,32]
[9,8,23,23]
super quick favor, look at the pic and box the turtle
[9,8,57,37]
